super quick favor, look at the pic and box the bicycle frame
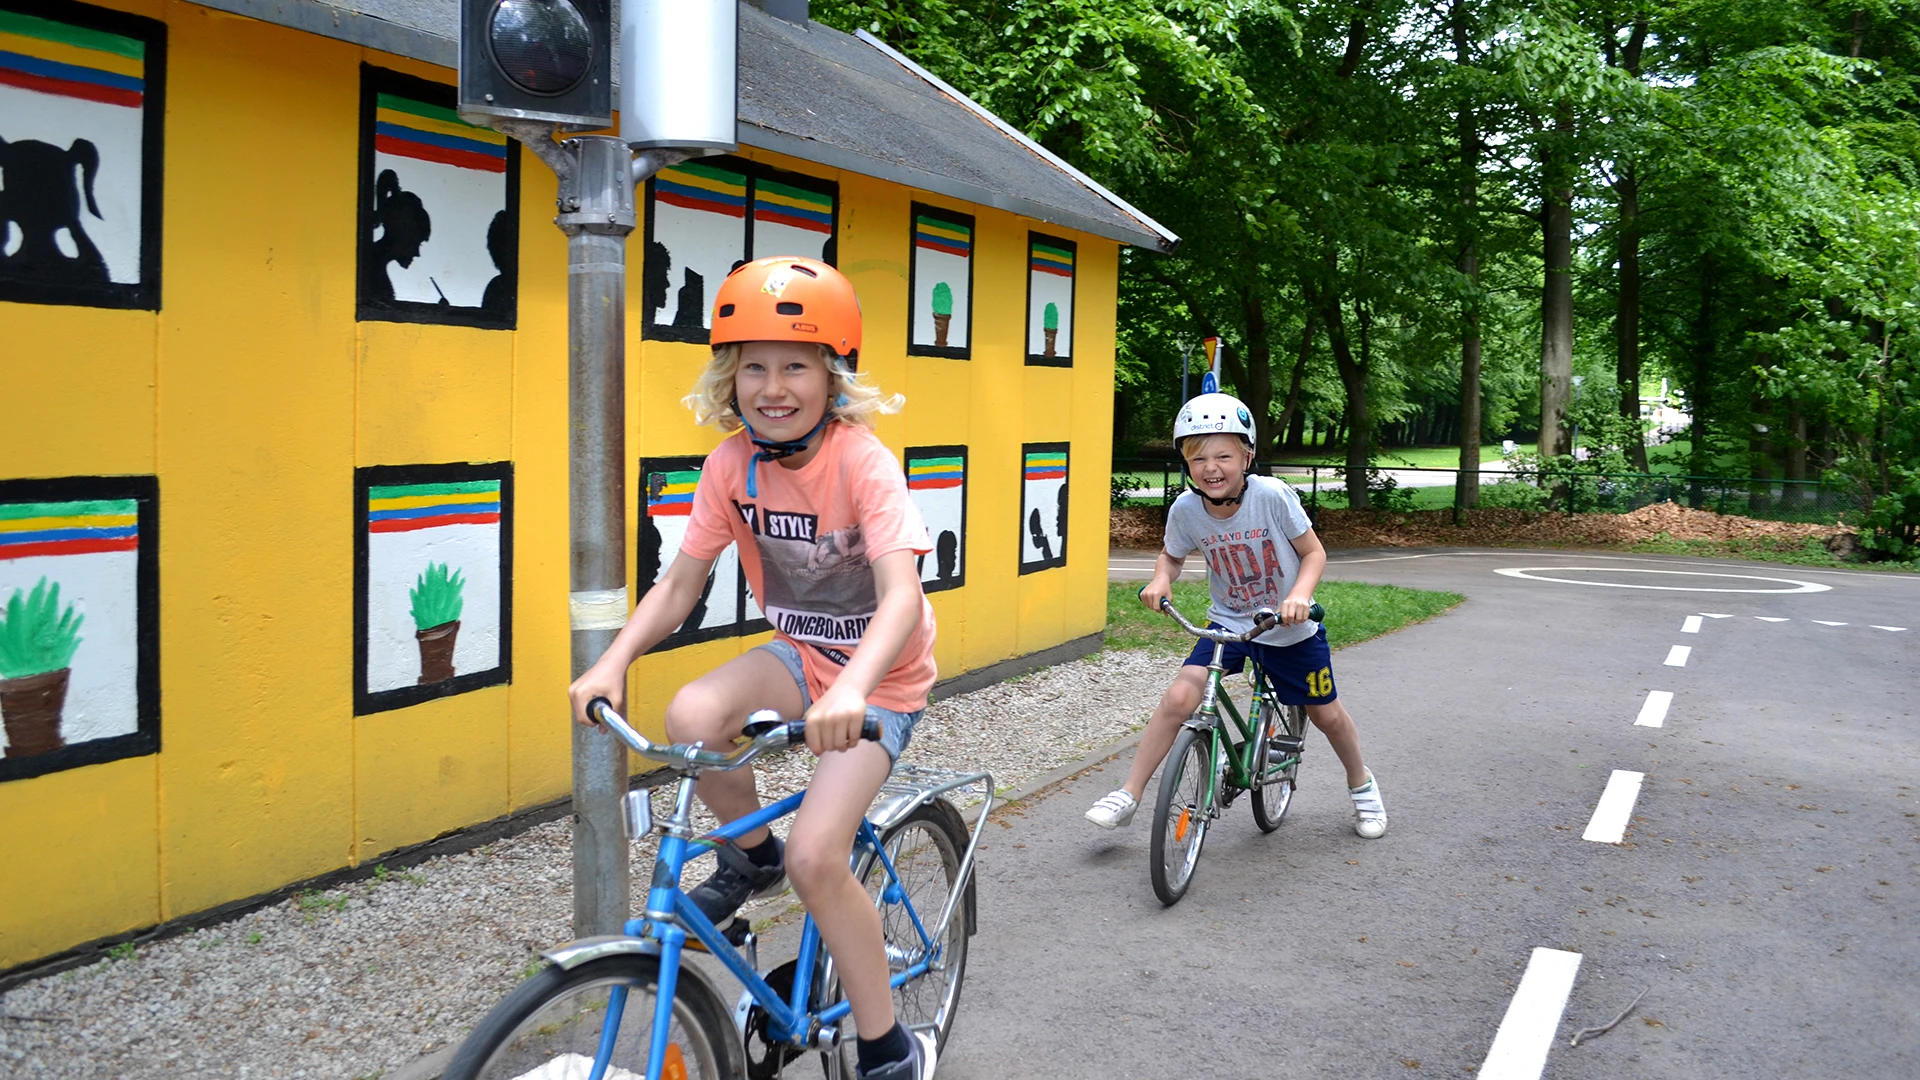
[1188,639,1282,798]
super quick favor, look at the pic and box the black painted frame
[353,461,514,715]
[0,473,159,783]
[1017,441,1070,575]
[905,203,975,361]
[1023,231,1078,368]
[903,444,967,593]
[0,0,167,310]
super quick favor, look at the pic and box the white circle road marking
[1494,566,1832,593]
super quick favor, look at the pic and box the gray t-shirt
[1163,474,1318,647]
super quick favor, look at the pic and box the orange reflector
[1175,806,1191,843]
[665,1043,688,1080]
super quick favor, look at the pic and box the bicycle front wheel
[1150,724,1215,906]
[820,798,975,1077]
[441,953,744,1080]
[1252,702,1305,833]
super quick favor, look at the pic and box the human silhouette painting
[1020,445,1068,572]
[358,71,517,325]
[639,459,745,648]
[0,137,110,287]
[904,449,966,592]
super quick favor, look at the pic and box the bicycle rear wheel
[441,953,744,1080]
[1252,702,1305,833]
[819,798,975,1077]
[1150,724,1215,906]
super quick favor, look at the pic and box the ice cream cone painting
[0,476,158,782]
[356,465,511,713]
[1026,234,1075,366]
[910,205,973,357]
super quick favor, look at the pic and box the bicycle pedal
[1267,734,1305,759]
[683,917,753,954]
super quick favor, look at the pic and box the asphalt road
[921,550,1919,1078]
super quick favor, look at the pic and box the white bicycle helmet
[1174,392,1256,449]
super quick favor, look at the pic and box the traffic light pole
[498,122,688,937]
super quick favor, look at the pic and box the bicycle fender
[540,935,661,971]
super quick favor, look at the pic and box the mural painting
[1018,443,1069,574]
[907,204,973,359]
[1025,232,1076,367]
[354,463,512,714]
[0,475,158,782]
[0,0,166,310]
[643,157,838,343]
[637,456,766,651]
[904,446,965,593]
[356,65,520,329]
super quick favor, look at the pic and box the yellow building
[0,0,1175,973]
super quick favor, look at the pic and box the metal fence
[1112,458,1866,524]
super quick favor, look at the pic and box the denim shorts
[1182,624,1338,706]
[755,639,921,763]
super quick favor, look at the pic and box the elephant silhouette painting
[0,137,111,288]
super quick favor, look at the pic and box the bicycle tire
[1150,724,1214,906]
[441,952,744,1080]
[818,797,976,1077]
[1251,701,1305,833]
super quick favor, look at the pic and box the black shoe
[686,836,785,924]
[855,1028,938,1080]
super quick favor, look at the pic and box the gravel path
[0,647,1180,1080]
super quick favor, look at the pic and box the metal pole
[1181,341,1190,405]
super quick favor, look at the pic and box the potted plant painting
[931,281,954,347]
[410,562,464,685]
[1043,301,1060,357]
[0,577,83,758]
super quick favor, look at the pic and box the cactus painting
[0,478,156,780]
[357,465,511,713]
[1026,234,1076,365]
[910,206,973,356]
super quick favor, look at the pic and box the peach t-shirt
[680,422,938,712]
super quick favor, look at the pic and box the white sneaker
[1085,790,1139,829]
[1349,772,1387,839]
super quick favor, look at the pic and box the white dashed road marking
[1664,645,1691,667]
[1479,948,1584,1080]
[1583,770,1646,843]
[1874,625,1909,632]
[1700,612,1733,618]
[1681,615,1702,633]
[1755,616,1789,623]
[1812,620,1848,626]
[1636,691,1674,728]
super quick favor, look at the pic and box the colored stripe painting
[655,161,747,218]
[915,216,971,258]
[374,92,508,174]
[1023,453,1067,481]
[0,499,138,560]
[646,470,701,517]
[907,458,964,490]
[753,179,833,234]
[0,10,144,109]
[368,481,502,533]
[1031,242,1074,278]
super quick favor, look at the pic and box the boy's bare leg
[1119,666,1208,800]
[785,742,898,1035]
[664,648,808,848]
[1305,698,1371,789]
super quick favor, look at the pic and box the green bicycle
[1148,596,1322,906]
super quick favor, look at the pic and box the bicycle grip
[786,716,884,747]
[1308,602,1326,623]
[585,696,614,725]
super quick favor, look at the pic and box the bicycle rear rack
[869,764,995,944]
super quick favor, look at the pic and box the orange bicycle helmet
[710,255,862,365]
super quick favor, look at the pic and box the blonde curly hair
[684,343,903,432]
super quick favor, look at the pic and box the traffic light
[460,0,613,129]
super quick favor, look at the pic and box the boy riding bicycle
[568,256,939,1080]
[1086,393,1387,839]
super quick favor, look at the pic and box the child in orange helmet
[569,256,939,1080]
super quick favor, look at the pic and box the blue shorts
[1182,625,1337,706]
[755,639,921,763]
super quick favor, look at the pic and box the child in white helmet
[1086,393,1387,839]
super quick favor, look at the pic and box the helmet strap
[1179,441,1252,508]
[734,396,831,499]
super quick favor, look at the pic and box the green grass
[1105,580,1464,653]
[1269,443,1535,469]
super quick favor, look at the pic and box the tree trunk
[1687,254,1716,506]
[1615,167,1648,470]
[1322,286,1370,510]
[1274,307,1316,456]
[1287,406,1307,450]
[1785,397,1809,509]
[1454,0,1482,509]
[1539,105,1575,461]
[1239,285,1275,460]
[1748,390,1773,515]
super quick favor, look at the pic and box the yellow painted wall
[0,1,1120,969]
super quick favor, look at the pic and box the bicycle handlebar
[585,697,881,773]
[1153,595,1325,642]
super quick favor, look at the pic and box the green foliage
[409,563,465,630]
[106,941,136,962]
[1476,480,1552,510]
[1860,471,1920,560]
[0,577,84,679]
[931,281,954,316]
[1104,579,1462,653]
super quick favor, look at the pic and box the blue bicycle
[443,700,989,1080]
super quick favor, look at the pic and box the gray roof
[193,0,1176,250]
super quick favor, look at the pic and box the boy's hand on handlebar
[1279,596,1315,627]
[803,685,869,756]
[568,661,627,727]
[1139,579,1171,613]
